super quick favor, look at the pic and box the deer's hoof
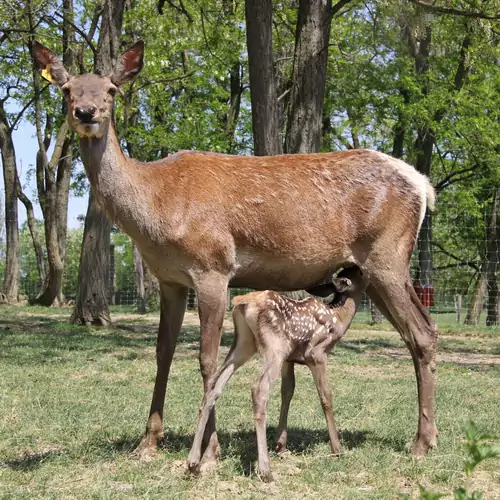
[411,429,438,457]
[132,439,157,462]
[258,469,274,483]
[275,440,288,456]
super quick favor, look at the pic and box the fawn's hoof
[186,460,201,475]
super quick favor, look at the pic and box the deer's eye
[108,86,117,96]
[61,87,70,97]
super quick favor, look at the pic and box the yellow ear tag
[41,64,53,82]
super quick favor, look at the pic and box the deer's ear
[31,41,70,86]
[111,41,144,86]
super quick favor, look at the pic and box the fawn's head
[307,266,368,307]
[31,41,144,139]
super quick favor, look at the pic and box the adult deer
[32,40,438,466]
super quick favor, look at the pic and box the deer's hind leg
[366,263,438,456]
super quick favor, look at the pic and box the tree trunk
[71,0,126,323]
[0,101,20,302]
[35,124,72,306]
[245,0,282,156]
[284,0,333,154]
[133,243,146,313]
[29,0,74,306]
[226,61,243,152]
[405,23,471,285]
[109,244,115,305]
[16,171,46,290]
[464,270,487,326]
[486,189,500,326]
[370,299,384,325]
[70,191,112,325]
[144,263,159,310]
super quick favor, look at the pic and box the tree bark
[245,0,282,155]
[16,173,46,290]
[28,0,74,306]
[404,22,471,285]
[109,243,115,305]
[284,0,333,154]
[0,100,20,302]
[464,269,487,326]
[70,191,112,325]
[486,189,500,326]
[71,0,126,323]
[35,122,72,306]
[133,243,146,313]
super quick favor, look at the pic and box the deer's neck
[78,122,149,236]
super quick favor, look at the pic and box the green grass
[0,307,499,499]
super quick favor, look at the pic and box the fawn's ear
[306,277,352,298]
[111,41,144,86]
[31,41,70,86]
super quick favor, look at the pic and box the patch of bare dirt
[371,347,500,367]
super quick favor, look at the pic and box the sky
[1,114,89,231]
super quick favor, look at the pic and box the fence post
[457,294,462,324]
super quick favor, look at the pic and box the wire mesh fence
[4,188,500,329]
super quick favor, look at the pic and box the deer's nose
[75,105,97,123]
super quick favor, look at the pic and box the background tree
[71,0,127,325]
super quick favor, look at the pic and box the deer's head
[31,41,144,139]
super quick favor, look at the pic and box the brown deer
[187,267,369,481]
[31,40,438,467]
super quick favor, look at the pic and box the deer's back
[136,149,429,289]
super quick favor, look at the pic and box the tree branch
[157,0,193,21]
[331,0,356,17]
[432,241,480,272]
[434,164,479,191]
[407,0,500,20]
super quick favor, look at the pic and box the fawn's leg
[187,312,256,473]
[252,355,284,482]
[309,357,342,455]
[275,362,295,454]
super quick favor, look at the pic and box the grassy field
[0,306,499,499]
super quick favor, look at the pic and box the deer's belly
[230,250,350,291]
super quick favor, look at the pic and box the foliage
[417,421,500,500]
[2,0,500,313]
[17,222,83,300]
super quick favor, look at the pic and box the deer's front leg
[134,282,188,460]
[196,273,229,468]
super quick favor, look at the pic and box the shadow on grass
[2,449,64,471]
[85,426,374,476]
[338,338,400,353]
